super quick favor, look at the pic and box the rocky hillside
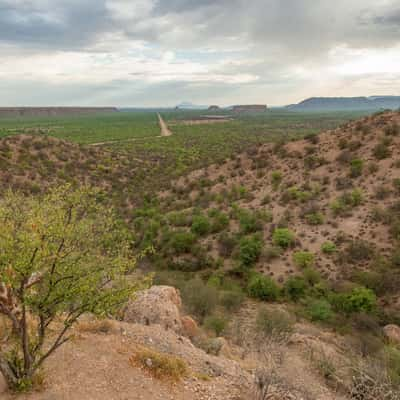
[130,111,400,398]
[0,134,144,217]
[139,110,399,301]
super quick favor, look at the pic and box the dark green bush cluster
[238,235,263,266]
[247,273,280,301]
[272,228,295,248]
[191,214,211,236]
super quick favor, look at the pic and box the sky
[0,0,399,107]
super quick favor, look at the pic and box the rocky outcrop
[123,286,184,334]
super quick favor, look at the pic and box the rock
[383,324,400,345]
[181,316,199,339]
[216,337,233,359]
[123,286,183,333]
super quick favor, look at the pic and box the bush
[303,267,322,286]
[346,287,377,313]
[332,287,377,314]
[204,315,228,336]
[182,279,219,320]
[218,232,238,257]
[293,251,315,269]
[350,158,364,178]
[238,235,263,266]
[345,240,373,263]
[170,231,197,253]
[271,170,283,189]
[306,299,333,322]
[256,308,294,341]
[272,228,295,248]
[220,290,245,312]
[305,212,324,225]
[321,241,337,254]
[210,211,229,232]
[373,142,391,160]
[238,209,263,234]
[248,273,280,301]
[191,214,211,236]
[284,276,308,301]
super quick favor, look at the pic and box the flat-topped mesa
[0,107,118,118]
[232,104,267,113]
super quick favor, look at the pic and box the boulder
[123,286,183,333]
[181,316,199,339]
[383,324,400,345]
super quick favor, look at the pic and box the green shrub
[167,211,189,227]
[220,290,245,312]
[182,279,219,320]
[350,158,364,177]
[321,241,337,254]
[238,235,263,266]
[210,211,229,233]
[256,308,294,340]
[332,287,377,314]
[272,228,295,248]
[284,276,308,301]
[247,273,280,301]
[271,170,283,189]
[170,231,197,253]
[191,214,211,236]
[303,268,321,286]
[262,246,282,261]
[238,209,263,234]
[346,287,377,313]
[306,299,333,322]
[203,314,228,336]
[305,212,324,225]
[293,251,315,269]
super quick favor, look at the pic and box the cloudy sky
[0,0,399,106]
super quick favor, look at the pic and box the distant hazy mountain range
[286,96,400,111]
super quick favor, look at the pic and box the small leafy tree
[0,185,144,391]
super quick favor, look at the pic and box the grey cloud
[0,0,111,49]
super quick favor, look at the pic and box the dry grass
[129,346,188,382]
[76,319,117,334]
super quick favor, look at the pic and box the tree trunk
[0,356,18,389]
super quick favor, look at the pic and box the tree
[0,185,144,391]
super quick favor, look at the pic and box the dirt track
[91,113,172,146]
[157,113,172,136]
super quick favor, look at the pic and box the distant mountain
[176,102,208,110]
[286,96,400,111]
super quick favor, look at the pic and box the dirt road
[157,113,172,137]
[91,113,172,146]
